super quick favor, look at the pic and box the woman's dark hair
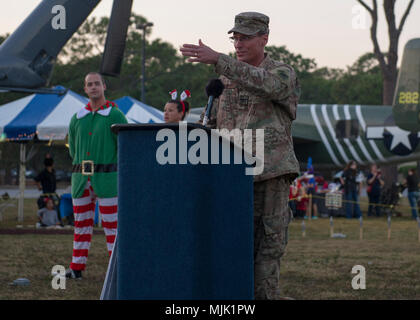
[167,99,190,120]
[344,160,356,171]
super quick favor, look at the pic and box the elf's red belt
[72,161,117,176]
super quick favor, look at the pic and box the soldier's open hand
[180,39,220,64]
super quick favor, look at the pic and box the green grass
[0,197,45,228]
[0,198,109,300]
[0,234,108,300]
[1,198,420,299]
[281,217,420,300]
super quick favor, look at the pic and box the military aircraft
[292,38,420,170]
[0,0,132,94]
[1,0,419,170]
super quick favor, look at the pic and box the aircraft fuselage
[293,104,420,169]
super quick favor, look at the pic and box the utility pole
[136,22,153,103]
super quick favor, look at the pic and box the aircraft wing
[292,120,322,144]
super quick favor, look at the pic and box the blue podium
[102,123,254,300]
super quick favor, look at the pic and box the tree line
[0,13,385,185]
[0,13,384,109]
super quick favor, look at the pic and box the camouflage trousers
[253,175,293,300]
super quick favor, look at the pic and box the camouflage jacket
[200,53,301,182]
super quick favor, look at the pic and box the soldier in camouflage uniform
[180,12,300,299]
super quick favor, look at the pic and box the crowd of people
[289,170,329,219]
[288,160,420,220]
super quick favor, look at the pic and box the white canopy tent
[0,86,164,221]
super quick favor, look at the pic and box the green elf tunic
[68,101,128,199]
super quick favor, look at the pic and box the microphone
[203,79,224,126]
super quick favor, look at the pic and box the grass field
[282,218,420,300]
[1,198,420,300]
[0,198,108,300]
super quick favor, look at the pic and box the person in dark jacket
[366,164,384,217]
[34,156,59,210]
[35,157,56,195]
[340,160,362,219]
[405,169,419,219]
[34,155,63,224]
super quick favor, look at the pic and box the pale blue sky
[0,0,419,69]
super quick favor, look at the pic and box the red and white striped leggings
[70,180,117,271]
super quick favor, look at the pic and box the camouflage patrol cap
[228,12,270,35]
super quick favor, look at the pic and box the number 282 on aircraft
[399,92,419,104]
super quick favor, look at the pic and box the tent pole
[18,143,26,222]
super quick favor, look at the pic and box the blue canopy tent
[114,96,164,124]
[0,86,88,141]
[0,89,164,142]
[0,86,163,221]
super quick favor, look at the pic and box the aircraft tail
[392,38,420,132]
[0,0,100,88]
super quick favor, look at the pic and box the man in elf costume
[66,72,127,279]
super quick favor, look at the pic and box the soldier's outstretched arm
[215,54,298,103]
[180,39,300,117]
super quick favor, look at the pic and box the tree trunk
[357,0,414,189]
[358,0,414,106]
[383,76,396,106]
[381,163,398,188]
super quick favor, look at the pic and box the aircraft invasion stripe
[345,104,375,162]
[321,104,350,163]
[350,104,383,162]
[355,105,385,161]
[341,105,364,164]
[315,104,345,163]
[316,105,346,163]
[310,104,341,166]
[331,104,358,163]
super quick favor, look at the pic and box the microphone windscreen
[205,79,225,98]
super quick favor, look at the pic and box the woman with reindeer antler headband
[164,89,191,123]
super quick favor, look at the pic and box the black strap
[72,163,117,173]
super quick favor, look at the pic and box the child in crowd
[289,183,298,217]
[296,187,308,218]
[36,198,62,228]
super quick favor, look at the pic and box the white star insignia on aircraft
[384,127,412,151]
[366,126,414,152]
